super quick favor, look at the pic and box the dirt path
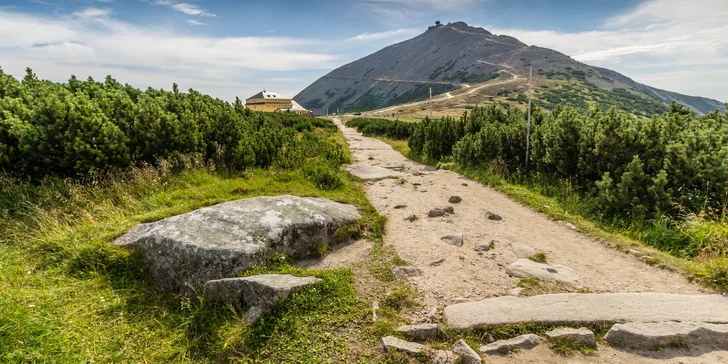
[334,118,707,309]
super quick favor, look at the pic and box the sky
[0,0,726,103]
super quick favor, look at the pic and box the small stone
[565,223,577,230]
[485,211,502,221]
[443,206,455,214]
[506,259,579,282]
[422,165,437,172]
[462,183,468,186]
[459,255,465,260]
[395,323,439,340]
[432,350,459,364]
[392,266,423,278]
[448,196,462,204]
[394,205,408,209]
[429,208,445,217]
[244,305,262,326]
[480,334,541,355]
[382,163,405,170]
[381,336,425,355]
[508,287,524,296]
[451,339,481,363]
[545,327,596,348]
[368,156,374,160]
[430,258,446,266]
[405,214,418,222]
[441,234,464,247]
[474,239,494,252]
[413,171,424,176]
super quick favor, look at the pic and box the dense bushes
[0,68,348,180]
[349,103,728,225]
[346,118,414,140]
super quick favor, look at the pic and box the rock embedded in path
[405,214,418,222]
[394,205,408,209]
[448,196,462,204]
[441,234,464,247]
[382,163,405,170]
[346,164,404,180]
[395,323,439,340]
[430,258,446,266]
[506,258,579,282]
[480,334,541,355]
[113,195,359,292]
[474,239,494,252]
[508,287,524,296]
[429,208,446,217]
[451,339,481,363]
[392,266,423,278]
[443,293,728,330]
[432,350,459,364]
[422,165,438,172]
[545,327,596,348]
[605,321,728,350]
[485,211,502,221]
[204,274,321,325]
[381,336,426,355]
[443,206,455,214]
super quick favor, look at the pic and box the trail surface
[328,118,727,362]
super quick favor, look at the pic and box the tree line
[0,68,348,188]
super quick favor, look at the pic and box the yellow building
[245,90,311,116]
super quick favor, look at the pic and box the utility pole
[525,66,532,173]
[429,87,433,118]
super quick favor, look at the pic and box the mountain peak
[444,21,492,36]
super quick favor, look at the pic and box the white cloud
[154,1,215,17]
[0,8,338,101]
[487,0,728,102]
[348,28,418,41]
[187,19,204,26]
[359,0,485,21]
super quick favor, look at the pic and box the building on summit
[245,90,311,116]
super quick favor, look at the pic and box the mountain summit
[295,22,724,116]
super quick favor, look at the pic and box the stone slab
[506,258,579,282]
[605,321,728,349]
[346,164,403,180]
[444,293,728,330]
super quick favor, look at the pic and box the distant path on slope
[321,75,459,86]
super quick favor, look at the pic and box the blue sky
[1,0,726,102]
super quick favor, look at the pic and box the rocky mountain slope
[295,22,724,116]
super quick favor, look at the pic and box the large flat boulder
[605,321,728,350]
[480,334,541,355]
[113,195,360,291]
[346,164,403,180]
[444,293,728,330]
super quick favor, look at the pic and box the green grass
[527,252,548,263]
[0,128,414,362]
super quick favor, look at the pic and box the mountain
[294,22,725,116]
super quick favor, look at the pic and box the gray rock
[474,239,494,252]
[382,163,405,170]
[565,223,577,230]
[113,195,359,292]
[485,211,502,221]
[405,214,418,222]
[480,334,541,355]
[392,266,423,278]
[422,165,438,172]
[441,234,464,247]
[444,293,728,330]
[448,196,462,204]
[510,243,539,258]
[462,183,468,186]
[395,323,439,340]
[429,208,445,217]
[381,336,425,354]
[545,327,596,348]
[432,350,459,364]
[506,258,579,282]
[451,339,481,363]
[346,164,404,180]
[205,274,321,324]
[430,258,446,266]
[605,321,728,350]
[443,206,455,214]
[394,204,408,209]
